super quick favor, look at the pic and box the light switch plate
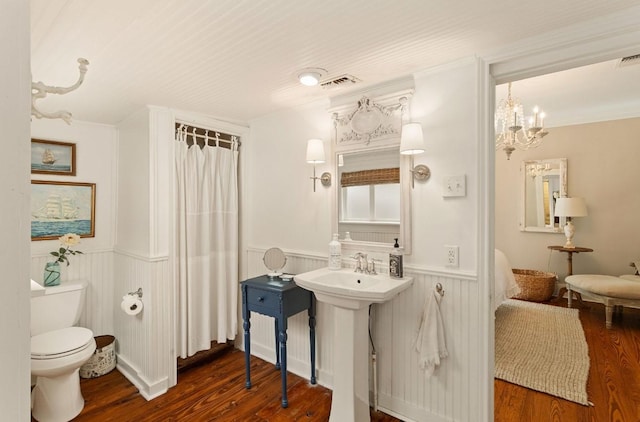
[443,175,466,197]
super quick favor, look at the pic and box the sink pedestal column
[330,304,371,422]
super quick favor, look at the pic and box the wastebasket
[80,335,116,378]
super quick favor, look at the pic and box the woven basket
[512,269,557,302]
[80,335,116,379]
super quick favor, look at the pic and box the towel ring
[435,283,444,297]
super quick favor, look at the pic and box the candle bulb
[533,106,539,127]
[540,111,545,128]
[513,111,517,127]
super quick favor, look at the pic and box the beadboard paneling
[113,251,173,400]
[246,247,481,422]
[31,251,114,336]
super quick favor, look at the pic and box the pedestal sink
[294,267,413,422]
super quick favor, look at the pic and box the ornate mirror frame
[519,158,568,233]
[329,88,414,255]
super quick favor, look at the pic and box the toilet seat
[31,327,94,360]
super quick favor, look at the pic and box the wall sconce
[306,139,331,192]
[400,122,430,188]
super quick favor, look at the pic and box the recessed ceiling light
[297,68,327,86]
[299,72,321,86]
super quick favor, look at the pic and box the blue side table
[241,275,316,408]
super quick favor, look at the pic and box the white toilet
[31,279,96,422]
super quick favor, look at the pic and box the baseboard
[377,393,452,422]
[116,354,169,401]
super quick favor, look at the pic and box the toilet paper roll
[121,294,143,316]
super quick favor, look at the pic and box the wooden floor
[495,299,640,422]
[55,347,401,422]
[32,300,640,422]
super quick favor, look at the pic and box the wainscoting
[113,250,174,400]
[31,251,114,336]
[246,247,482,422]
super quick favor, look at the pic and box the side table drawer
[247,288,281,311]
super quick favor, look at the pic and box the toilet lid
[31,327,94,360]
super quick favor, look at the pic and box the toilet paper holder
[128,287,143,299]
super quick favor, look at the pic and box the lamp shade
[554,197,588,217]
[400,123,425,155]
[306,139,325,163]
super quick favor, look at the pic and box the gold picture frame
[31,139,77,176]
[31,180,95,241]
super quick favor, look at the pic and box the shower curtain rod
[176,124,241,149]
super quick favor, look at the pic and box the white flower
[51,233,83,266]
[59,233,80,247]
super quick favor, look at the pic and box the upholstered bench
[565,274,640,329]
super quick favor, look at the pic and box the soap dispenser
[329,234,342,270]
[389,238,403,278]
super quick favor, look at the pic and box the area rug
[495,299,591,405]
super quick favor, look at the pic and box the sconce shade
[554,197,588,217]
[400,123,425,155]
[306,139,325,163]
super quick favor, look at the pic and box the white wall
[245,59,485,421]
[0,0,31,419]
[30,119,118,337]
[30,119,118,255]
[495,117,640,279]
[410,60,479,270]
[247,100,333,253]
[116,109,151,256]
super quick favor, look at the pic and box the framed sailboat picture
[31,139,76,176]
[31,181,95,240]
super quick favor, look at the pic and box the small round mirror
[263,247,286,277]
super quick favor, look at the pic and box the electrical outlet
[445,245,459,267]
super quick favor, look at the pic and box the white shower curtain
[174,130,239,358]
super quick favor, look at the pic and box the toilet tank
[31,279,88,336]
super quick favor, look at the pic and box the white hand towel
[413,289,448,376]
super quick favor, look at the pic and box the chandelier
[495,82,548,159]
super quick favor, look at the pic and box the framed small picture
[31,139,76,176]
[31,181,95,240]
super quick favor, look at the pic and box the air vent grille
[320,74,361,89]
[618,54,640,67]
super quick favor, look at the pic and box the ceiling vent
[618,54,640,68]
[320,74,361,89]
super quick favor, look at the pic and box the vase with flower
[44,233,83,286]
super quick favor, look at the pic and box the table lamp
[554,197,588,248]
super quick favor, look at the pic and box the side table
[548,245,593,305]
[241,275,316,408]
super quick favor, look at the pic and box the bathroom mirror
[329,88,414,254]
[337,148,400,243]
[520,158,567,233]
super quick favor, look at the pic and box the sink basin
[294,267,413,309]
[294,267,413,421]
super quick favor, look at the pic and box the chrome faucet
[367,258,381,275]
[353,252,368,273]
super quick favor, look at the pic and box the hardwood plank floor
[32,300,639,421]
[47,348,401,421]
[495,299,640,422]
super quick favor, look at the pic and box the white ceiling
[30,0,640,126]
